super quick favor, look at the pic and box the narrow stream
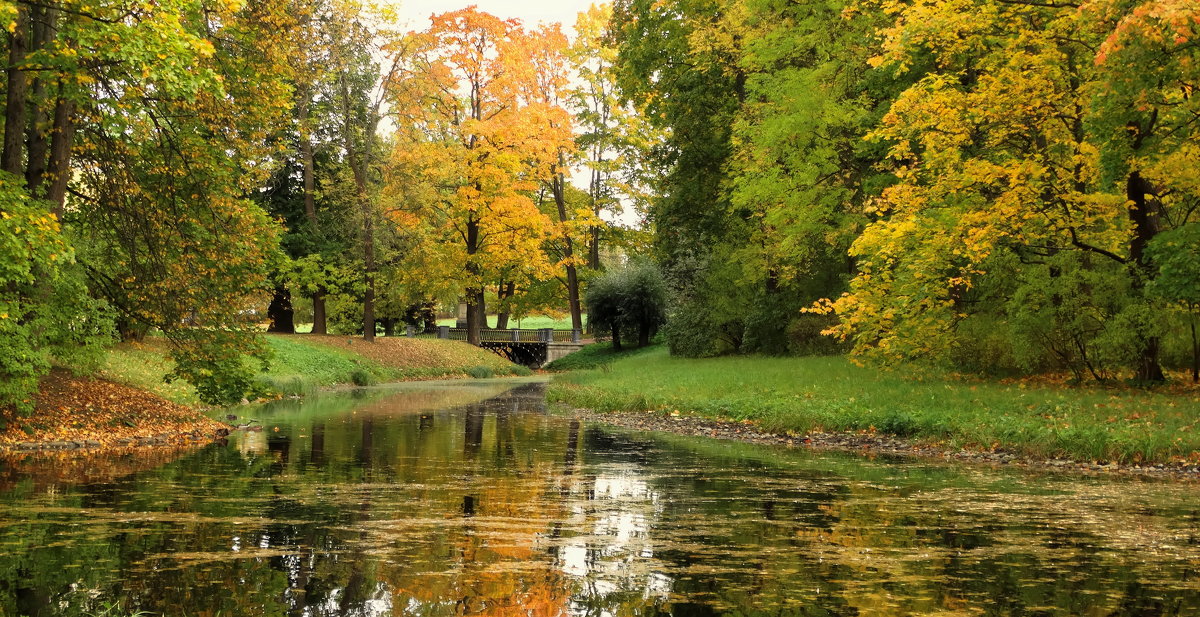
[0,380,1197,616]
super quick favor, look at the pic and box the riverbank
[0,370,228,451]
[563,406,1200,478]
[104,334,526,406]
[1,334,524,450]
[549,346,1200,470]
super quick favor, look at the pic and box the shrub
[510,365,533,376]
[166,329,270,405]
[350,368,374,386]
[586,260,667,350]
[0,177,114,412]
[786,313,849,356]
[467,365,494,379]
[255,375,318,398]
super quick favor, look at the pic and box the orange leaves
[1096,0,1200,65]
[386,7,574,293]
[0,369,225,448]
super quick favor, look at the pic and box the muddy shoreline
[564,406,1200,480]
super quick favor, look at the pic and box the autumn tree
[1089,0,1200,380]
[0,0,301,406]
[524,22,586,333]
[386,8,568,345]
[70,0,298,402]
[568,3,659,272]
[821,0,1200,382]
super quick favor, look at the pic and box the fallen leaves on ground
[300,335,515,372]
[0,369,226,448]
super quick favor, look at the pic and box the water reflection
[0,379,1198,617]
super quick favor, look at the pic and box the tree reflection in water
[0,380,1197,617]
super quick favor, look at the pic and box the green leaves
[1148,224,1200,306]
[0,173,112,411]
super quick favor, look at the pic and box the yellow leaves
[384,6,577,295]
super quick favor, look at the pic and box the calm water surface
[0,380,1198,616]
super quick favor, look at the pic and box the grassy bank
[543,341,659,371]
[2,334,526,448]
[549,347,1200,466]
[103,334,527,407]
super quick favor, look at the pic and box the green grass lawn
[101,334,526,406]
[102,344,206,407]
[549,348,1200,465]
[543,341,660,371]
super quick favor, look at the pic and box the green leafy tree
[822,0,1200,382]
[585,260,666,349]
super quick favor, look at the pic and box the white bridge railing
[419,326,581,344]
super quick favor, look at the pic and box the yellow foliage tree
[385,8,573,344]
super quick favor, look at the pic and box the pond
[1,380,1198,616]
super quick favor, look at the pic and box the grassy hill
[103,334,527,406]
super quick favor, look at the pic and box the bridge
[422,326,586,367]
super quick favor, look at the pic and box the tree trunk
[611,325,622,351]
[311,289,327,336]
[588,162,603,270]
[46,90,74,216]
[495,281,514,330]
[267,285,296,333]
[362,255,375,342]
[638,322,650,348]
[3,7,29,176]
[475,288,487,331]
[1127,170,1165,382]
[341,75,374,342]
[298,91,327,335]
[24,9,48,194]
[382,318,395,337]
[589,228,601,270]
[552,167,584,333]
[465,216,482,345]
[1191,318,1198,384]
[465,291,481,345]
[117,318,149,343]
[23,5,56,197]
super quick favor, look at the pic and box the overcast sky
[392,1,599,31]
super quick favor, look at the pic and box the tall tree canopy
[386,7,573,345]
[820,0,1200,381]
[1,0,300,406]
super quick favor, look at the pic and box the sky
[392,1,599,31]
